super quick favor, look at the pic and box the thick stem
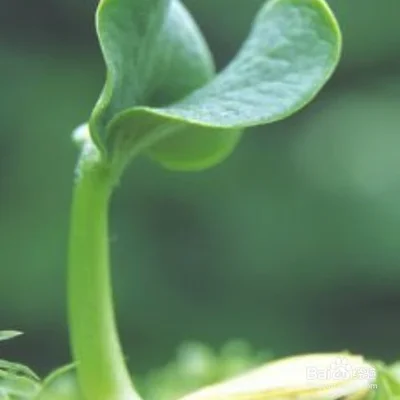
[68,151,141,400]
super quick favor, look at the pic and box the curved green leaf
[143,0,341,128]
[0,331,41,399]
[363,361,400,399]
[90,0,215,150]
[35,364,83,400]
[146,126,241,171]
[90,0,171,145]
[0,361,39,382]
[88,0,341,172]
[0,332,22,342]
[0,372,40,399]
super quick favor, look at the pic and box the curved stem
[67,151,141,400]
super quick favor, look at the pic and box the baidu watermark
[306,357,378,390]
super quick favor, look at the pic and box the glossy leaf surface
[88,0,341,172]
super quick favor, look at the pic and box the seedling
[3,0,399,399]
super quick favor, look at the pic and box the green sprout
[8,0,400,399]
[66,0,341,399]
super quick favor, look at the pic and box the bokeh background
[1,0,400,380]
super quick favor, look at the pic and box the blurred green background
[1,0,400,380]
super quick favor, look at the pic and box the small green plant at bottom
[4,0,400,399]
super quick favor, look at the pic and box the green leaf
[145,0,341,127]
[367,361,400,399]
[0,332,22,342]
[0,361,39,382]
[88,0,341,173]
[0,331,41,399]
[0,371,40,399]
[0,359,41,400]
[90,0,216,149]
[36,364,83,400]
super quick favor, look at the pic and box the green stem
[67,147,141,400]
